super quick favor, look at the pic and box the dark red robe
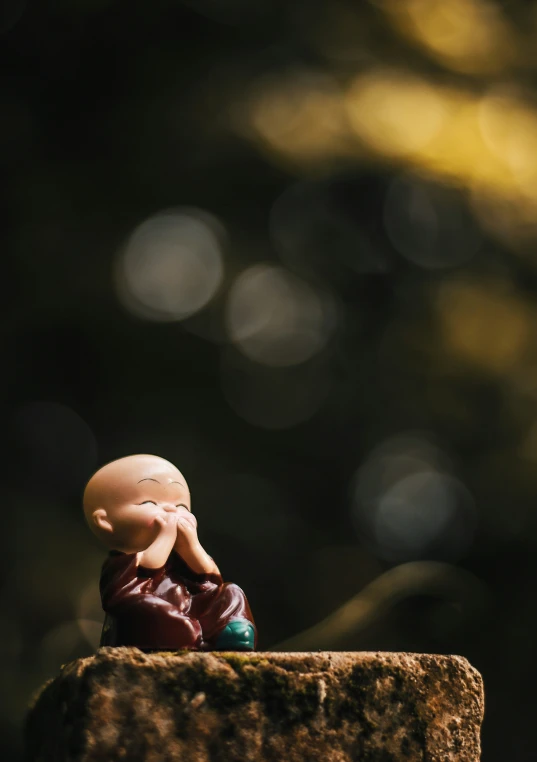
[99,550,256,651]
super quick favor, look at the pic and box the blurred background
[3,0,537,758]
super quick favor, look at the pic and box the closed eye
[176,503,190,511]
[139,500,157,505]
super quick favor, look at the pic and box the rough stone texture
[25,648,483,762]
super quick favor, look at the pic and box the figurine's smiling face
[111,466,192,552]
[83,454,192,553]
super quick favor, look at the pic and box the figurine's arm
[137,514,177,569]
[174,513,220,576]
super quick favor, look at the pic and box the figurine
[83,454,256,651]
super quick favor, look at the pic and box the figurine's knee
[218,582,251,617]
[221,582,245,600]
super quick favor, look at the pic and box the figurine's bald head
[83,454,190,552]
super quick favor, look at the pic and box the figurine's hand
[174,509,199,551]
[172,509,220,576]
[138,512,178,569]
[154,513,179,536]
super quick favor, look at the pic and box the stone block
[25,648,483,761]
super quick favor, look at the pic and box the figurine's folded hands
[174,511,220,577]
[137,513,177,569]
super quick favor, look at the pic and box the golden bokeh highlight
[479,90,537,191]
[436,279,532,374]
[239,69,355,167]
[345,74,516,192]
[237,61,537,250]
[346,69,447,158]
[377,0,517,75]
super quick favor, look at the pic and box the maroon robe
[99,550,256,650]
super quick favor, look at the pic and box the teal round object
[215,619,255,651]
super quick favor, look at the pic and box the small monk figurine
[83,454,256,651]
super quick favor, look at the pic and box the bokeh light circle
[384,174,481,269]
[225,264,336,366]
[374,472,465,555]
[351,433,476,562]
[116,208,225,322]
[346,69,446,157]
[244,68,348,166]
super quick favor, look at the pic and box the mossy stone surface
[25,649,483,762]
